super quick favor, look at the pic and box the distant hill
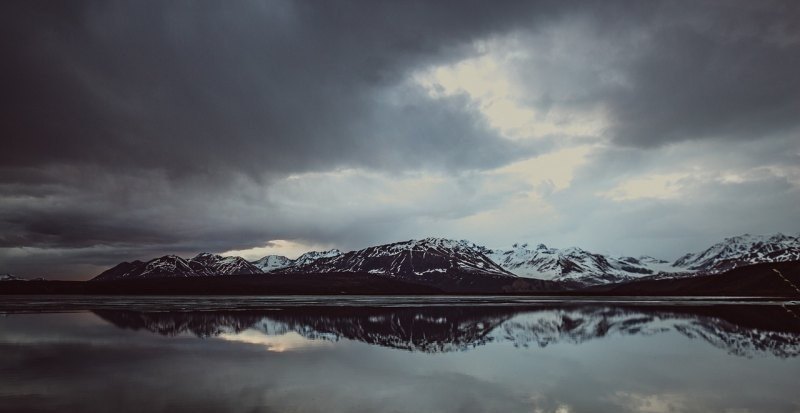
[594,261,800,297]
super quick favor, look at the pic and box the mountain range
[93,253,261,281]
[90,233,800,289]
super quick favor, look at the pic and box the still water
[1,296,799,413]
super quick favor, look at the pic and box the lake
[1,296,799,412]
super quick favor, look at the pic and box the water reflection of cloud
[217,330,333,352]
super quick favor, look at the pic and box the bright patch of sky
[223,240,334,260]
[413,35,608,141]
[600,173,690,201]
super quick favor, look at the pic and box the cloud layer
[1,1,799,279]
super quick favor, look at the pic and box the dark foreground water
[1,296,799,413]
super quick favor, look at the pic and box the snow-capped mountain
[251,255,294,272]
[292,249,342,266]
[0,273,25,281]
[481,233,800,284]
[94,249,343,281]
[479,243,684,285]
[93,253,263,281]
[673,233,800,274]
[480,232,800,285]
[190,253,262,275]
[251,249,342,272]
[281,238,515,282]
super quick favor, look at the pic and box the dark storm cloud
[1,0,556,177]
[501,1,800,147]
[605,1,800,147]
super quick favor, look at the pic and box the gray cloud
[1,0,553,176]
[503,1,800,147]
[607,1,800,147]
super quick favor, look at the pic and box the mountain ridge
[88,233,800,287]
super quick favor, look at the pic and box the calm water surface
[1,296,799,413]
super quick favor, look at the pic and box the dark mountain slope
[595,261,800,297]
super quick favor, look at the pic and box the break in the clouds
[1,0,799,279]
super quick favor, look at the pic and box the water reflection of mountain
[92,304,800,357]
[499,306,800,358]
[92,310,264,338]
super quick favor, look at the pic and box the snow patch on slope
[480,243,685,285]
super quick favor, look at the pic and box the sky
[1,0,799,280]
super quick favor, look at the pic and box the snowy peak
[144,255,196,276]
[251,249,343,272]
[282,238,514,280]
[371,238,485,257]
[674,233,800,274]
[621,256,670,265]
[293,249,342,267]
[191,253,262,275]
[93,253,264,281]
[251,255,294,272]
[0,273,25,281]
[483,243,682,285]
